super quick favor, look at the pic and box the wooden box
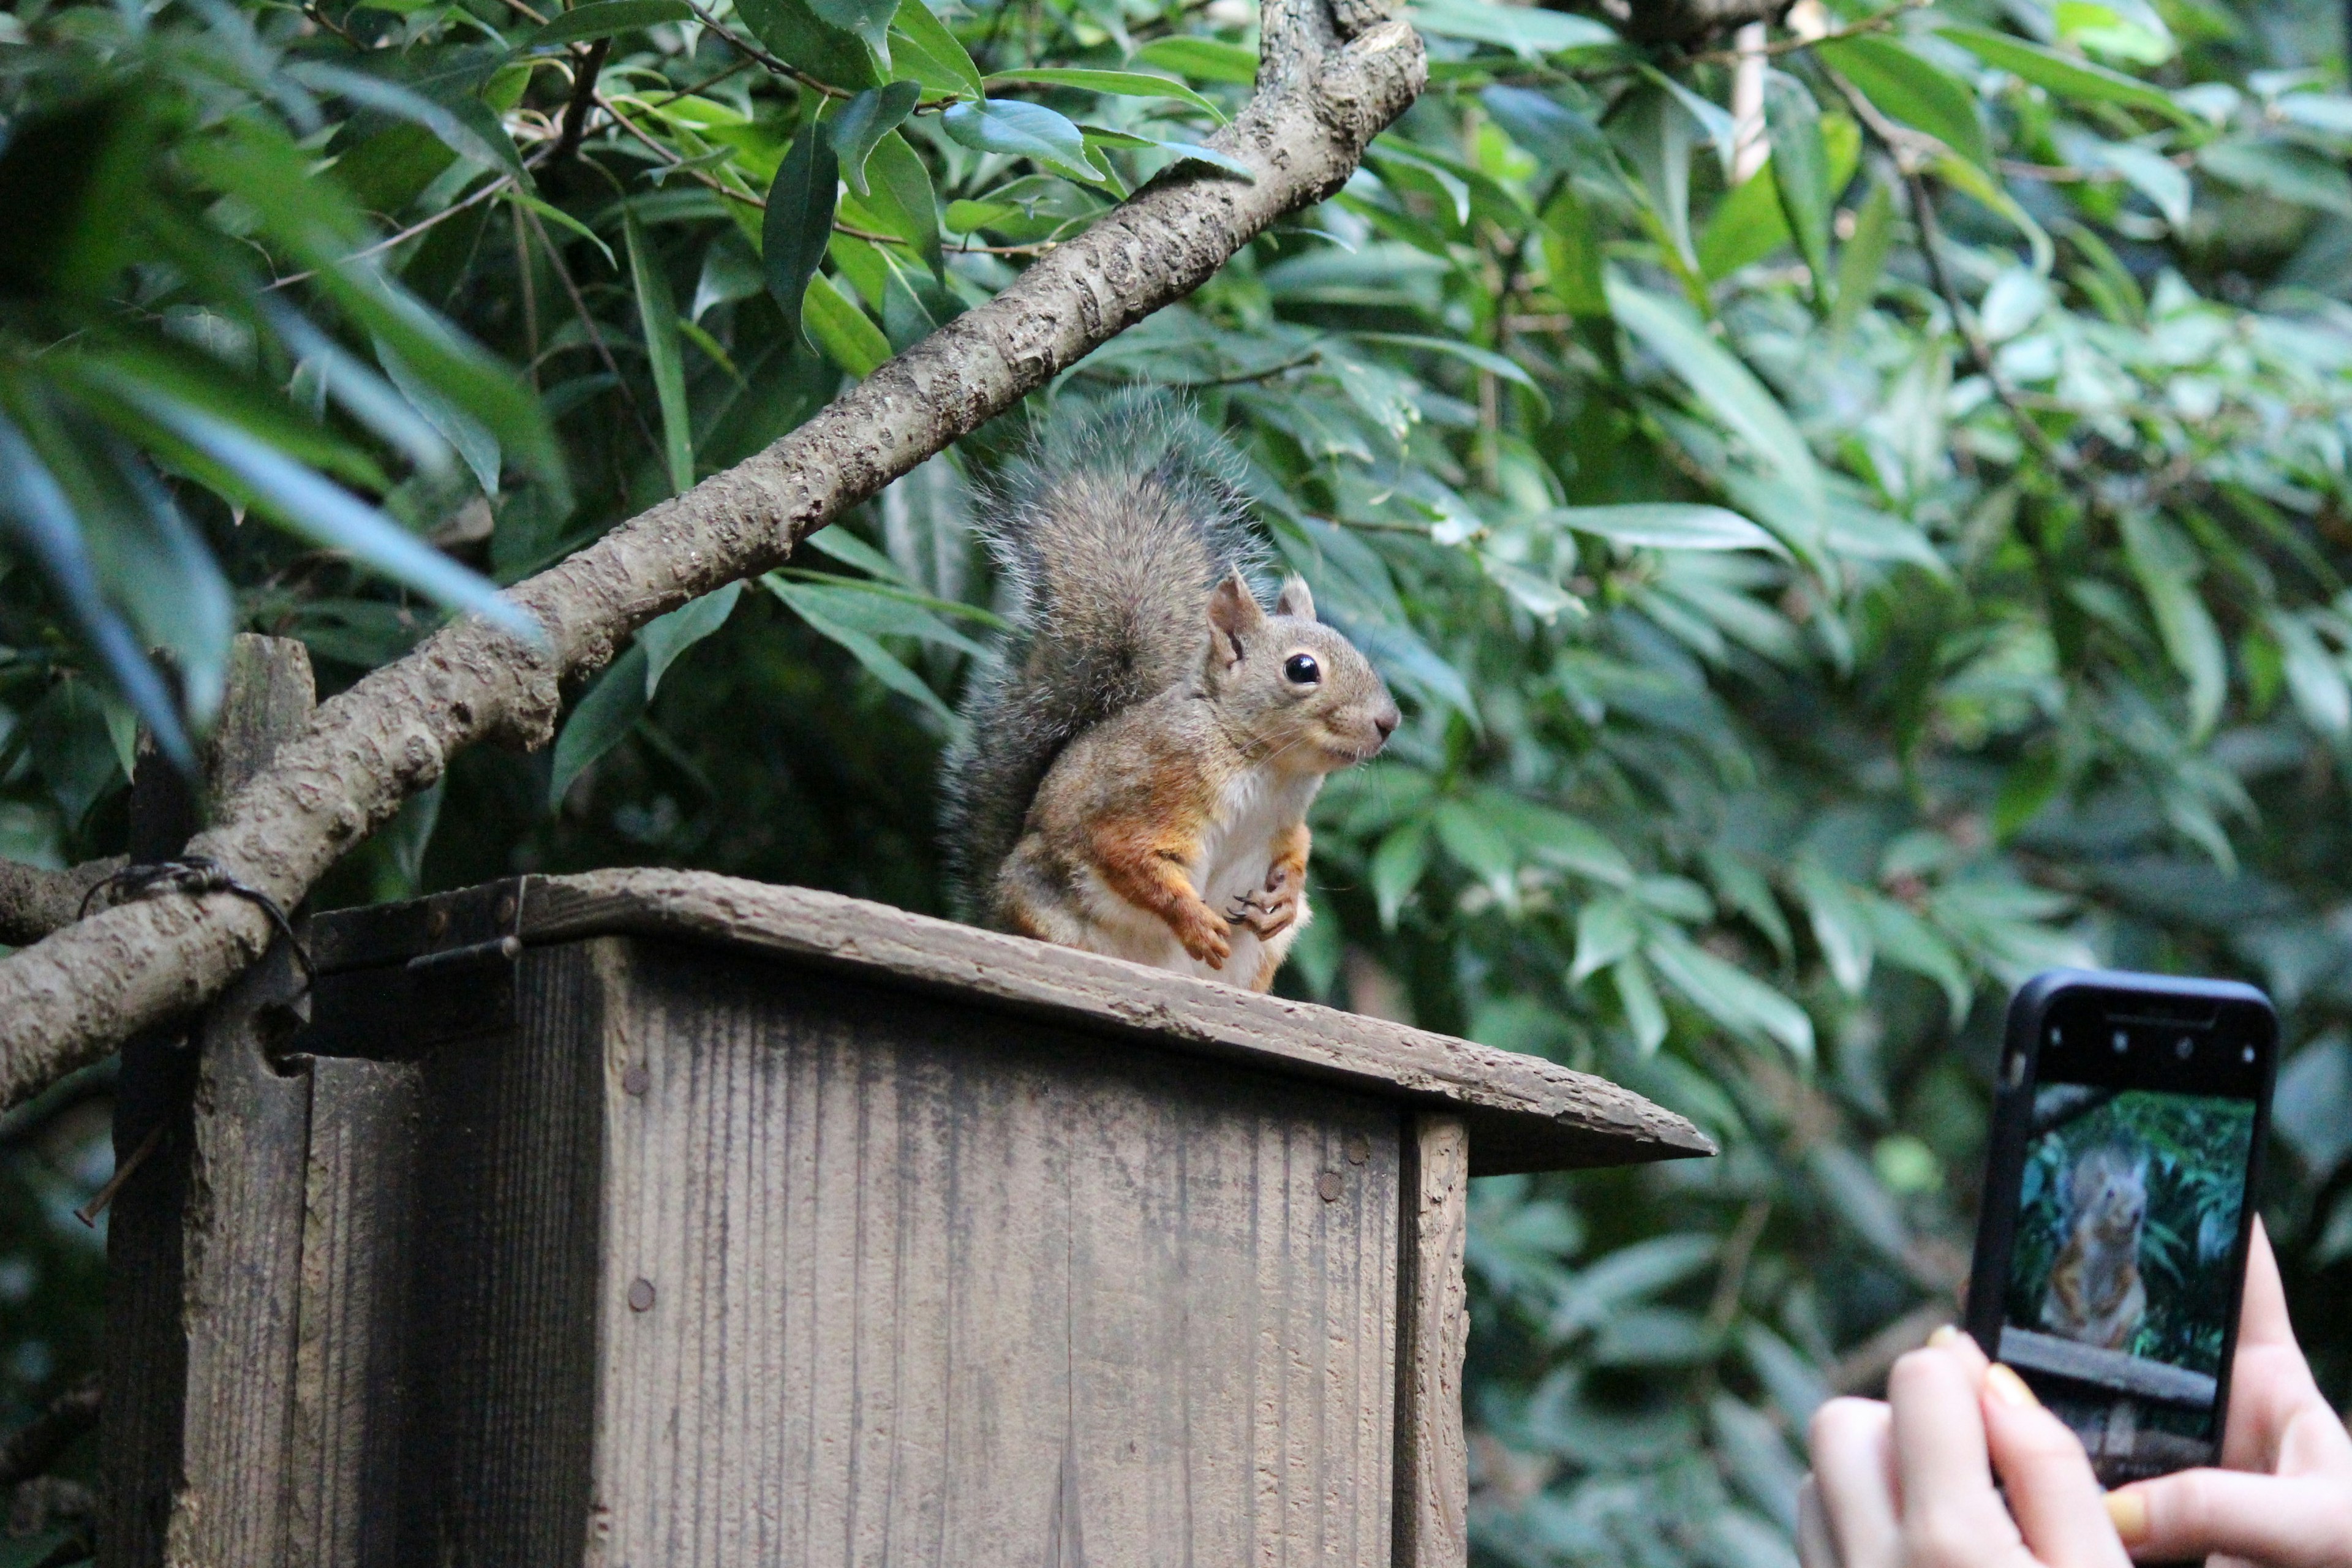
[105,870,1705,1568]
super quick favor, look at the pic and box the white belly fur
[1066,765,1321,983]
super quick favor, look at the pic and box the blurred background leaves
[4,0,2352,1559]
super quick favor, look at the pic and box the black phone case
[1966,968,2277,1494]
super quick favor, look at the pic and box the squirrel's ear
[1273,575,1316,621]
[1206,568,1264,662]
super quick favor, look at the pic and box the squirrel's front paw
[1176,907,1233,968]
[1226,888,1298,940]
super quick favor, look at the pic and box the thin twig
[598,92,768,208]
[263,165,530,291]
[554,38,612,164]
[513,200,540,390]
[676,0,962,110]
[519,204,665,459]
[489,0,551,25]
[645,54,758,108]
[1902,169,2071,471]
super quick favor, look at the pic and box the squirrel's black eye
[1284,653,1321,685]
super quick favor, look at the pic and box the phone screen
[1976,977,2273,1487]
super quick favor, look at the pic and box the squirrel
[2039,1144,2150,1351]
[940,393,1401,993]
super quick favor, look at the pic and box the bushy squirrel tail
[940,390,1264,922]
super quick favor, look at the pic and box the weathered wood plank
[1393,1115,1469,1568]
[102,634,317,1568]
[1997,1327,2218,1407]
[585,937,1401,1567]
[521,870,1711,1175]
[288,1055,420,1568]
[394,943,603,1568]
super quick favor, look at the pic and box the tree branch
[0,862,124,950]
[1615,0,1792,46]
[0,0,1427,1102]
[0,1374,100,1490]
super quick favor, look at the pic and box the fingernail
[1927,1324,1961,1348]
[2106,1487,2149,1545]
[1985,1363,2039,1409]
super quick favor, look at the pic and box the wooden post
[100,635,318,1568]
[1394,1113,1470,1568]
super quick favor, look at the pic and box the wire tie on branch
[79,855,314,990]
[74,1123,163,1228]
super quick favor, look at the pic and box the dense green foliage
[5,0,2352,1559]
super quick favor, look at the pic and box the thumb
[2109,1469,2352,1567]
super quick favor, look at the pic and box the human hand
[1800,1327,2132,1568]
[2103,1219,2352,1567]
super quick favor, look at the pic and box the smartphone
[1966,968,2277,1488]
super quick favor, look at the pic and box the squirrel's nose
[1373,704,1400,740]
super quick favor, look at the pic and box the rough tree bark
[0,859,124,949]
[0,0,1427,1106]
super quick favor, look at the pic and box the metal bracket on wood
[295,880,530,1060]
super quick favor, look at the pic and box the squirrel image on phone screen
[2040,1144,2150,1351]
[941,394,1400,992]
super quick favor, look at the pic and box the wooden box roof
[312,869,1714,1176]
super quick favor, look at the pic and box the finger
[1797,1477,1844,1568]
[1809,1398,1899,1568]
[1888,1348,2024,1565]
[2110,1469,2352,1568]
[1927,1323,1991,1380]
[2236,1217,2296,1352]
[1980,1363,2129,1568]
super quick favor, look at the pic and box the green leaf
[1765,72,1832,293]
[524,0,693,47]
[842,130,944,279]
[2121,511,2226,740]
[1086,127,1255,182]
[1436,797,1519,903]
[1828,172,1896,337]
[549,644,649,808]
[639,581,743,695]
[1613,954,1669,1054]
[736,0,883,89]
[1406,0,1617,58]
[2198,140,2352,218]
[1351,333,1539,394]
[1604,276,1825,514]
[1611,81,1697,271]
[1540,182,1608,317]
[1792,862,1874,995]
[1860,895,1972,1024]
[802,271,891,375]
[1547,503,1787,556]
[985,67,1226,123]
[767,578,956,723]
[285,62,533,190]
[1644,932,1815,1064]
[625,208,695,496]
[505,189,616,269]
[377,341,499,496]
[941,99,1099,184]
[829,81,923,195]
[1571,894,1641,984]
[891,0,986,99]
[1936,24,2196,126]
[0,414,192,768]
[1697,159,1792,281]
[1372,819,1431,929]
[1131,36,1258,86]
[2268,611,2350,739]
[1818,34,1992,171]
[764,122,840,345]
[102,379,535,639]
[808,0,897,64]
[1479,791,1635,883]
